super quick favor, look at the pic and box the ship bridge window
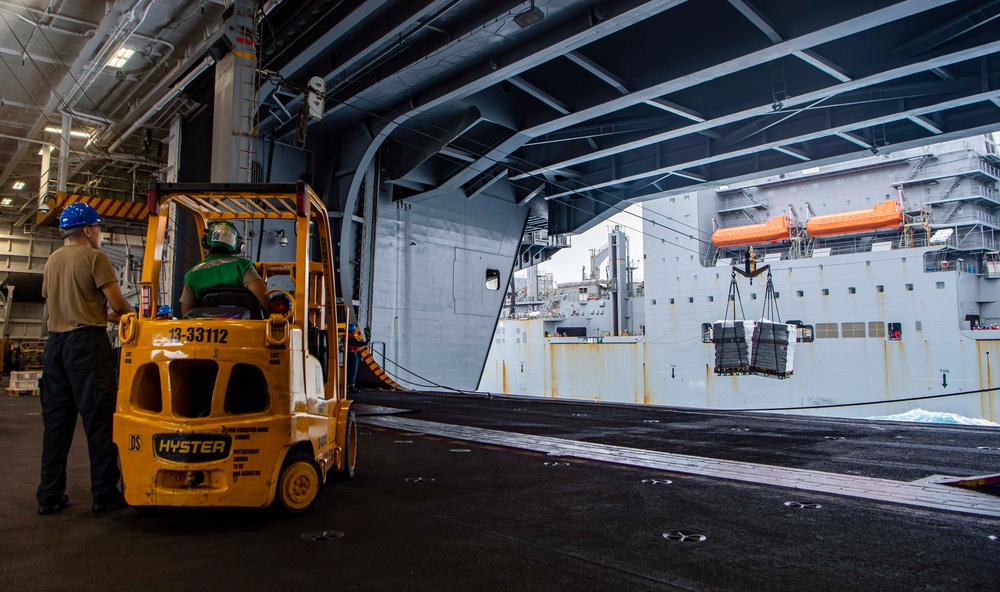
[876,285,884,293]
[848,287,856,294]
[888,322,902,341]
[906,284,914,291]
[485,269,500,291]
[815,323,838,338]
[869,322,885,338]
[842,322,865,338]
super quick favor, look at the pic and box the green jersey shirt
[180,255,262,306]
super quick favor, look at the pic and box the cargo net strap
[714,270,793,379]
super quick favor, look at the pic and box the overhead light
[107,46,135,69]
[43,127,91,139]
[1,198,13,206]
[12,181,26,190]
[514,1,544,28]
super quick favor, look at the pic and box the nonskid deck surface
[2,390,999,591]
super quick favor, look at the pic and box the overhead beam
[836,131,872,148]
[773,145,811,161]
[512,38,1000,180]
[792,50,852,82]
[566,51,629,95]
[908,114,944,134]
[541,88,999,199]
[727,0,783,43]
[509,76,571,115]
[464,167,508,200]
[643,98,706,122]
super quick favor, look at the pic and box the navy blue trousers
[37,327,121,506]
[347,352,359,387]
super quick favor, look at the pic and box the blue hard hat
[59,202,102,229]
[348,324,357,333]
[156,305,172,316]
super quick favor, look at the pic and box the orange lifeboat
[805,200,902,237]
[712,215,792,248]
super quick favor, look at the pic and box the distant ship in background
[480,135,1000,423]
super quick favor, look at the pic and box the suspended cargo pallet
[711,215,792,248]
[804,200,902,237]
[712,319,795,379]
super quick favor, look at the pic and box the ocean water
[866,408,999,426]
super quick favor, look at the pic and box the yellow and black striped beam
[353,326,408,392]
[37,193,150,227]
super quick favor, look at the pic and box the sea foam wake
[866,408,999,426]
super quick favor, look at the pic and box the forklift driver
[179,221,267,317]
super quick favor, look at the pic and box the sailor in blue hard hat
[59,202,103,236]
[38,201,135,515]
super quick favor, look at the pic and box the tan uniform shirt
[42,244,117,333]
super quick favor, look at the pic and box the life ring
[940,261,950,270]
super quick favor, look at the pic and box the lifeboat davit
[805,200,902,238]
[712,215,792,248]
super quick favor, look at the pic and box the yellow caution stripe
[352,327,408,391]
[37,193,149,227]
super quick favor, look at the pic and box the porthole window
[485,269,500,290]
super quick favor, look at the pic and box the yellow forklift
[114,182,356,515]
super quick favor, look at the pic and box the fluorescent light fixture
[107,46,134,68]
[43,126,91,139]
[12,181,26,190]
[514,1,544,28]
[0,198,13,206]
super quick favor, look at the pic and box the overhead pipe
[0,0,125,188]
[108,56,214,153]
[63,0,156,109]
[0,132,57,149]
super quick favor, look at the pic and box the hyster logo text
[153,434,231,463]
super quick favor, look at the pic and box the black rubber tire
[340,409,357,480]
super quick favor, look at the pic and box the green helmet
[204,221,242,254]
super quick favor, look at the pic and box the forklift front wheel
[273,452,321,516]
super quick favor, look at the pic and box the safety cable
[722,385,1000,413]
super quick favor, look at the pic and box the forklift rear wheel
[273,452,321,516]
[341,409,357,479]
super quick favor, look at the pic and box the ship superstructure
[482,136,1000,422]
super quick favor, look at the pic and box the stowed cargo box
[7,370,42,397]
[712,320,795,378]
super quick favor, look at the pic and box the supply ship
[481,135,1000,422]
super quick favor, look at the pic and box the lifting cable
[718,269,749,370]
[749,270,788,378]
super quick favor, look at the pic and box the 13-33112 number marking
[168,327,228,344]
